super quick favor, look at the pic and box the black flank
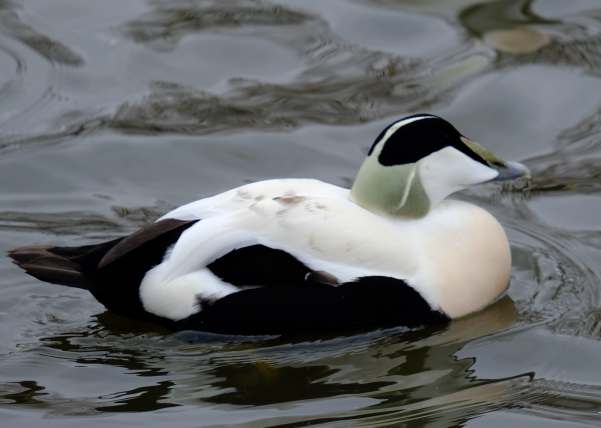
[178,276,449,335]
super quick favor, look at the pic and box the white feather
[140,178,510,320]
[140,267,237,321]
[418,147,498,207]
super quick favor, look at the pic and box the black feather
[178,276,448,335]
[369,115,488,166]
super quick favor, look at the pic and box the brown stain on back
[273,195,306,205]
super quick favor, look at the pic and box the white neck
[417,147,498,208]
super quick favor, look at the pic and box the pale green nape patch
[461,137,506,166]
[351,144,430,218]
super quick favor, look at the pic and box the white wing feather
[141,179,420,320]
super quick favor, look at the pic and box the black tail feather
[8,238,123,290]
[8,246,87,288]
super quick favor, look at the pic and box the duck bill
[460,137,530,182]
[489,160,530,182]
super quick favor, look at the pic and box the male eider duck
[9,114,528,335]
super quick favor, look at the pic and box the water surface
[1,0,601,426]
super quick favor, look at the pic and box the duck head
[351,114,529,217]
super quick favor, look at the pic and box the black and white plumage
[9,114,529,335]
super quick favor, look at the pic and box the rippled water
[1,0,601,426]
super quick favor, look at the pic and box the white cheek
[418,147,498,205]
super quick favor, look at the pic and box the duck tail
[8,238,121,290]
[8,245,88,288]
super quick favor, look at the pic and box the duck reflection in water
[8,297,537,427]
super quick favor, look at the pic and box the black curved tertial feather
[208,244,312,287]
[92,219,199,317]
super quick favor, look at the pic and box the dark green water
[1,0,601,426]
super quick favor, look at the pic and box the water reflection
[2,0,601,145]
[0,1,83,66]
[0,380,46,406]
[0,205,169,237]
[123,0,311,50]
[0,297,527,424]
[0,0,85,147]
[459,0,556,37]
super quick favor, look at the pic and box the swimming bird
[8,114,528,335]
